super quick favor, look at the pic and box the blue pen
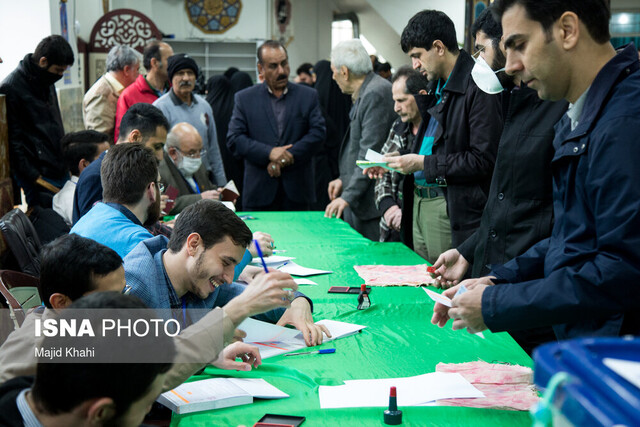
[253,239,269,273]
[284,348,336,356]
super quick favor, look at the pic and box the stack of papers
[318,372,484,408]
[278,261,332,277]
[250,255,296,266]
[354,264,434,286]
[238,318,366,359]
[157,377,288,414]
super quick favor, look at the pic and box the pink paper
[435,361,539,411]
[354,264,435,286]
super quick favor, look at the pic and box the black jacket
[457,86,568,277]
[0,376,33,426]
[0,54,67,184]
[401,50,503,247]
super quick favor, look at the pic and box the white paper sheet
[356,149,401,172]
[230,378,289,399]
[250,255,296,266]
[318,372,484,409]
[423,288,452,307]
[603,357,640,389]
[294,278,318,286]
[277,261,332,277]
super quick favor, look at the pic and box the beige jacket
[83,72,123,139]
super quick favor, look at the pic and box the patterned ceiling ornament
[185,0,242,34]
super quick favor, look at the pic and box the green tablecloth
[170,212,532,426]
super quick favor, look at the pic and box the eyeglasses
[472,45,486,59]
[176,147,206,159]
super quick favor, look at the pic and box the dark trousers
[244,179,309,211]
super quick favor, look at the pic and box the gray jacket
[339,72,396,220]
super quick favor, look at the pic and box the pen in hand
[253,239,269,273]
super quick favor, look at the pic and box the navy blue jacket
[482,44,640,340]
[72,150,105,223]
[227,83,325,207]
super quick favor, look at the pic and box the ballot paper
[237,318,366,359]
[422,288,485,339]
[277,261,332,277]
[603,358,640,389]
[356,149,401,172]
[318,372,484,408]
[294,278,318,286]
[250,255,296,266]
[157,377,288,414]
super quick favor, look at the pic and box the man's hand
[431,277,495,329]
[267,161,282,178]
[201,189,222,200]
[269,144,294,167]
[224,270,298,326]
[249,231,274,257]
[160,194,169,215]
[430,249,470,289]
[276,298,331,346]
[237,265,264,284]
[211,341,262,371]
[363,166,388,179]
[327,178,343,200]
[383,205,402,231]
[324,197,349,219]
[449,284,489,334]
[384,154,425,175]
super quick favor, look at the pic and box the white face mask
[471,55,504,95]
[178,155,202,177]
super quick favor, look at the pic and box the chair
[0,270,41,328]
[0,208,42,277]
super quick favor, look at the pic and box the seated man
[0,292,173,427]
[73,102,168,223]
[160,122,223,214]
[53,130,110,226]
[0,234,292,391]
[71,143,159,258]
[124,199,329,346]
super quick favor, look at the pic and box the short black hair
[33,35,74,66]
[492,0,610,44]
[472,8,503,45]
[392,66,429,95]
[101,143,158,205]
[167,200,252,253]
[39,234,122,308]
[401,10,459,53]
[61,130,109,176]
[376,62,392,73]
[32,292,174,421]
[118,103,169,143]
[257,40,288,64]
[296,62,314,76]
[143,40,163,70]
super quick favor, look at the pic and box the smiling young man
[154,53,227,187]
[124,199,329,346]
[433,0,640,340]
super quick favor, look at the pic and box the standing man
[373,67,428,242]
[326,39,396,241]
[154,54,227,187]
[83,44,140,140]
[0,35,74,208]
[160,122,222,214]
[227,40,325,210]
[433,0,640,340]
[382,10,502,262]
[115,40,174,142]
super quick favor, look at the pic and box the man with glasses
[71,143,162,258]
[154,54,227,187]
[73,103,169,223]
[160,122,224,214]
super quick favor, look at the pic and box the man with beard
[154,54,227,188]
[227,40,325,210]
[0,35,74,208]
[72,103,168,223]
[71,143,162,258]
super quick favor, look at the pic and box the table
[170,212,532,426]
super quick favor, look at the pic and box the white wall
[286,0,335,72]
[0,0,52,82]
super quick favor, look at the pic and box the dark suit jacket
[159,151,214,214]
[227,83,325,207]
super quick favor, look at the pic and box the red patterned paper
[354,264,435,287]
